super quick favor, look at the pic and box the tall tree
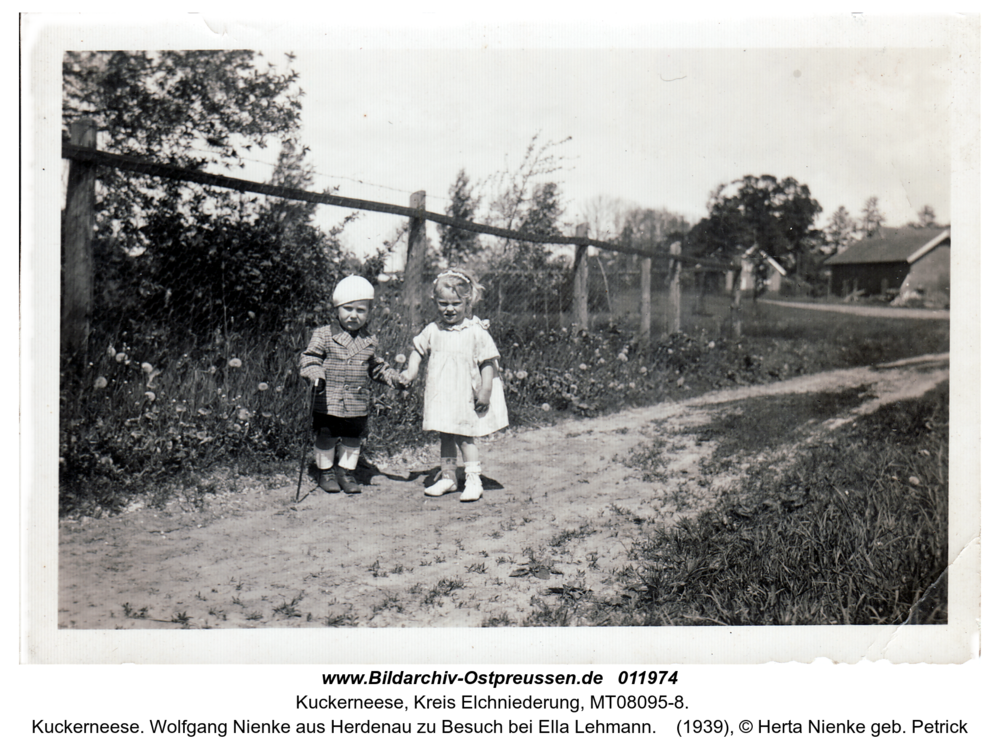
[917,204,937,228]
[689,175,823,281]
[861,195,886,236]
[438,168,481,267]
[62,50,348,341]
[824,205,857,255]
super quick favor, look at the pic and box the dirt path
[759,300,950,319]
[58,354,949,629]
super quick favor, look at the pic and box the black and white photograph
[22,13,980,665]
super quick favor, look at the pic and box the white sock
[464,460,482,476]
[337,443,360,470]
[315,445,335,470]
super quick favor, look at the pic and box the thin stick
[293,381,317,504]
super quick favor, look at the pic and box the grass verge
[582,381,949,626]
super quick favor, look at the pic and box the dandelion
[238,408,252,422]
[228,358,243,368]
[639,366,648,375]
[106,346,116,358]
[208,365,217,375]
[667,349,673,355]
[541,403,551,412]
[617,353,628,363]
[275,385,283,393]
[115,353,127,363]
[597,358,606,365]
[141,362,153,374]
[628,382,636,390]
[175,405,187,413]
[579,363,588,371]
[144,391,156,402]
[515,370,528,381]
[93,376,108,389]
[395,354,407,365]
[708,341,716,349]
[257,382,269,391]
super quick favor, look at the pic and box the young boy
[299,275,401,494]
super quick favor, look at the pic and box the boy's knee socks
[337,443,360,471]
[315,445,336,470]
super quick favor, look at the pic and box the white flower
[597,358,606,365]
[617,353,628,363]
[579,363,588,371]
[115,353,127,363]
[257,382,269,391]
[106,346,116,358]
[708,341,716,349]
[208,365,217,375]
[228,358,243,368]
[639,366,648,375]
[395,354,407,365]
[141,362,154,374]
[238,408,252,422]
[93,376,108,389]
[275,385,283,393]
[541,403,551,412]
[515,370,528,380]
[247,311,256,320]
[144,391,156,402]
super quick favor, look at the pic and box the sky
[279,43,954,268]
[36,12,967,271]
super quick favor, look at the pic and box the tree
[824,205,856,255]
[689,175,823,284]
[917,204,937,228]
[62,50,349,343]
[861,195,886,236]
[438,168,481,267]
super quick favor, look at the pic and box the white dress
[413,316,509,437]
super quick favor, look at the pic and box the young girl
[399,269,508,501]
[300,275,402,495]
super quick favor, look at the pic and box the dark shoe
[319,468,341,493]
[335,467,362,494]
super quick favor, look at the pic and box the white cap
[332,275,375,307]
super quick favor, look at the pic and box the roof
[741,243,787,276]
[825,226,950,266]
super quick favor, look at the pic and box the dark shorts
[312,413,368,439]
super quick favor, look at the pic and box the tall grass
[598,382,949,626]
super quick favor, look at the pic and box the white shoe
[460,473,483,502]
[425,476,458,497]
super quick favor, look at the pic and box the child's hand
[474,389,491,414]
[397,373,412,388]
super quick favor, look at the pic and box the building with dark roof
[824,226,950,307]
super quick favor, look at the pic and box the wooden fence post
[665,241,683,335]
[639,255,652,344]
[729,264,743,339]
[403,190,427,333]
[62,118,97,362]
[572,223,589,330]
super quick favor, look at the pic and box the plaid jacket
[299,323,400,418]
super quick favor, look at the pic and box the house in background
[824,226,951,308]
[725,243,787,293]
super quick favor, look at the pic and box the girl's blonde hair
[431,268,484,307]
